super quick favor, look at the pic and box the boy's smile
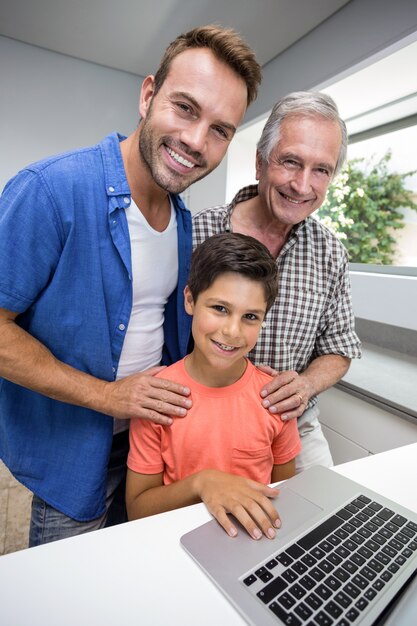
[184,272,267,387]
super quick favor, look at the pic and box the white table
[1,443,416,626]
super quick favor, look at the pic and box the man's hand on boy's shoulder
[100,366,192,426]
[194,469,281,540]
[257,365,310,421]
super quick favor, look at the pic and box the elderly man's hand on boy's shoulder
[194,469,281,540]
[258,365,310,421]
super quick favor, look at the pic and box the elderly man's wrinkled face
[256,115,342,227]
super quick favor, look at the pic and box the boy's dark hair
[153,25,261,107]
[187,233,278,312]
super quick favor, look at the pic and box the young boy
[126,233,301,540]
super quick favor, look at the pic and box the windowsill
[336,342,417,423]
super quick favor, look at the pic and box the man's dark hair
[153,25,261,107]
[187,232,278,312]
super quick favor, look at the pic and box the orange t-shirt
[128,358,301,485]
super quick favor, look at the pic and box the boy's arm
[271,459,296,484]
[126,469,200,519]
[126,468,281,540]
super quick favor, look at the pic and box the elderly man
[193,91,361,472]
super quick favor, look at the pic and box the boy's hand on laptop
[195,469,281,540]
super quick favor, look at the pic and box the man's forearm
[300,354,351,400]
[0,309,191,424]
[0,310,109,413]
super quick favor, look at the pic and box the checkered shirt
[192,185,362,410]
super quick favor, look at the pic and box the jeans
[295,405,333,474]
[29,430,129,547]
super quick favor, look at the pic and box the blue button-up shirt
[0,133,192,520]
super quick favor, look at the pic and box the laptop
[180,466,417,626]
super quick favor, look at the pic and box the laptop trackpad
[181,484,323,574]
[272,484,323,537]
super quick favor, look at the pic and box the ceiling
[0,0,350,77]
[239,37,417,144]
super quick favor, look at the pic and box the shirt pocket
[284,288,327,329]
[231,444,273,484]
[279,288,327,364]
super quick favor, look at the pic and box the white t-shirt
[114,198,178,433]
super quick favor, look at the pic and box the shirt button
[112,367,116,373]
[118,323,126,331]
[108,186,115,192]
[123,197,129,204]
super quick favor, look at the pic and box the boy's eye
[211,305,227,313]
[244,313,260,321]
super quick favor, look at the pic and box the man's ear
[183,285,194,315]
[139,75,156,119]
[255,150,263,181]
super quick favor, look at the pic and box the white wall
[319,387,417,465]
[186,158,228,215]
[0,36,142,191]
[225,134,258,203]
[350,272,417,332]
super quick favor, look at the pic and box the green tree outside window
[317,152,417,264]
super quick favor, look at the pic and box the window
[346,125,417,267]
[321,40,417,269]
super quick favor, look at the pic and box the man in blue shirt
[0,25,261,545]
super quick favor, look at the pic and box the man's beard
[138,112,211,195]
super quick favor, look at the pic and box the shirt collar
[99,133,131,211]
[99,132,189,218]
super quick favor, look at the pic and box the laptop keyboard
[241,494,417,625]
